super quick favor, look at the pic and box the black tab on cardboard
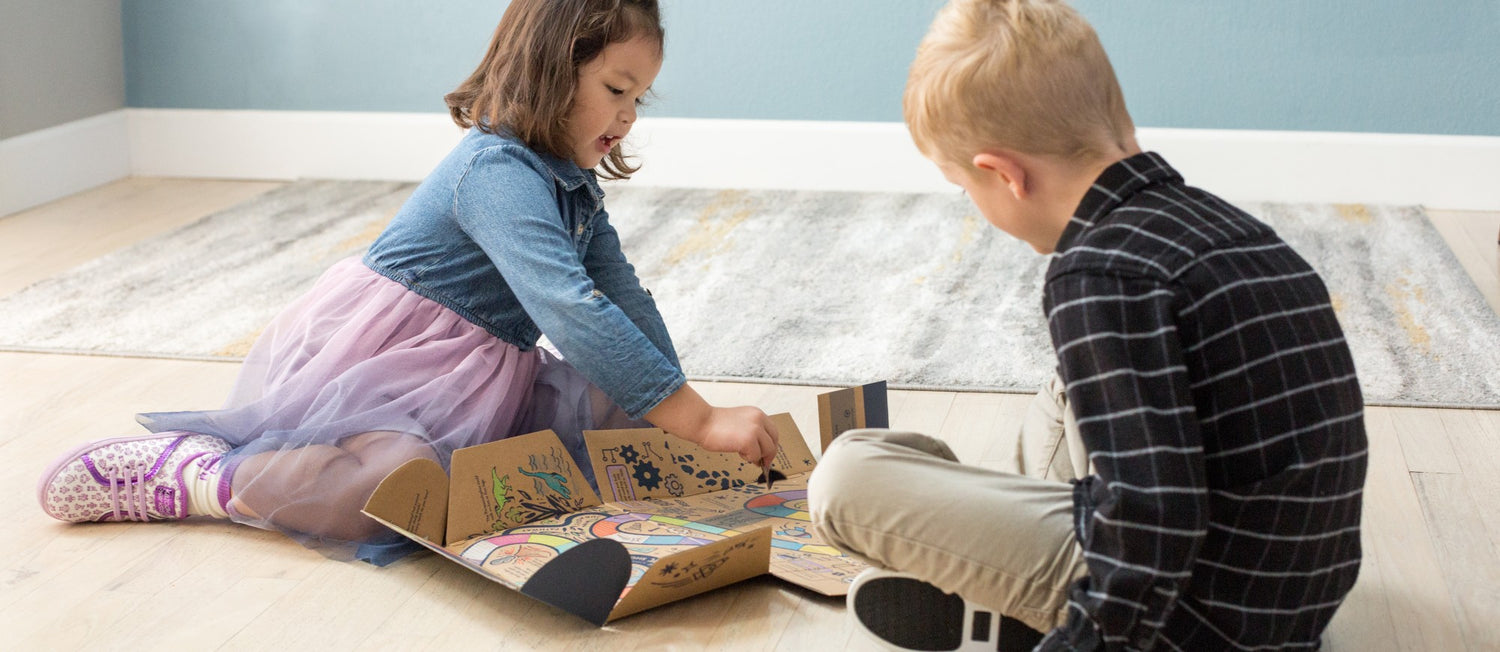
[520,538,631,627]
[862,380,889,429]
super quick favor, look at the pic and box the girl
[37,0,779,565]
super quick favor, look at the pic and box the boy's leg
[808,429,1085,632]
[1014,373,1090,481]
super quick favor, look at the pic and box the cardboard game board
[363,410,875,626]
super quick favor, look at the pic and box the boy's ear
[972,151,1028,200]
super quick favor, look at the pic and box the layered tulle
[139,257,644,563]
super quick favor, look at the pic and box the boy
[806,1,1368,650]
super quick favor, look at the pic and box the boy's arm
[1042,272,1208,651]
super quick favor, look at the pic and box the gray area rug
[3,180,1500,407]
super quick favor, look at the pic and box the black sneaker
[847,569,1046,652]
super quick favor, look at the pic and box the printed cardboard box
[362,412,871,626]
[817,381,889,451]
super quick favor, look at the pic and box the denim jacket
[363,129,684,418]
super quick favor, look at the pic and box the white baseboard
[628,121,1500,211]
[0,110,131,217]
[78,109,1500,211]
[1138,128,1500,211]
[620,118,951,194]
[127,109,468,181]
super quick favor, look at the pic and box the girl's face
[566,34,663,170]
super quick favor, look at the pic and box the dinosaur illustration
[519,467,572,500]
[491,469,522,526]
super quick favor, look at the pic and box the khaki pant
[806,375,1090,632]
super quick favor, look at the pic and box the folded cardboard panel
[363,409,874,625]
[817,381,889,452]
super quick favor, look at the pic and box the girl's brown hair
[446,0,663,180]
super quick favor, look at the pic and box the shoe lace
[105,463,151,521]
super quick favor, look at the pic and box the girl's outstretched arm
[581,210,679,368]
[645,384,780,468]
[453,145,683,420]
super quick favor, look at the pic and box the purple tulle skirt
[139,257,643,563]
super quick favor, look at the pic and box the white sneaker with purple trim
[38,433,231,522]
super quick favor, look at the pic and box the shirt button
[591,289,604,298]
[576,224,585,235]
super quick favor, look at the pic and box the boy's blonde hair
[905,0,1134,169]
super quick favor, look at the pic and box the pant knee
[810,430,884,508]
[809,434,872,530]
[809,429,935,552]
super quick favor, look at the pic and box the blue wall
[123,0,1500,136]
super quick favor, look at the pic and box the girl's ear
[971,151,1028,200]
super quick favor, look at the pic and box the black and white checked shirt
[1038,153,1367,651]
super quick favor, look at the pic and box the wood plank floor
[2,178,1498,650]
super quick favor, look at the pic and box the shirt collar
[486,125,607,209]
[536,149,606,209]
[1053,151,1180,253]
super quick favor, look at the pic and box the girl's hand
[696,406,781,467]
[645,384,781,467]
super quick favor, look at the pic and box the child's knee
[810,431,903,520]
[810,429,959,526]
[815,430,884,482]
[826,428,958,463]
[342,430,439,464]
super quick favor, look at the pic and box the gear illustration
[632,460,662,490]
[619,444,640,464]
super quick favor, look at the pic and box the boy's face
[934,156,1056,254]
[567,35,663,170]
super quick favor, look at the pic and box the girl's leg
[228,430,439,542]
[39,429,438,547]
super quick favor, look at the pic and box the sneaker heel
[847,568,1044,652]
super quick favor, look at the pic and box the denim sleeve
[583,209,681,370]
[452,146,685,418]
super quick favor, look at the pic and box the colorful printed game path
[363,412,869,626]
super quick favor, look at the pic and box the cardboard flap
[362,457,448,545]
[364,410,869,624]
[768,413,817,475]
[446,429,602,544]
[585,413,815,502]
[519,538,632,627]
[607,527,773,621]
[817,382,889,452]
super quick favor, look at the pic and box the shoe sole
[851,573,969,650]
[848,570,1046,652]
